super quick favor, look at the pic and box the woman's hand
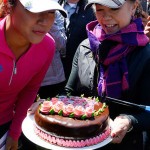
[27,99,44,115]
[111,115,132,144]
[144,16,150,40]
[5,136,18,150]
[141,10,150,40]
[141,10,149,27]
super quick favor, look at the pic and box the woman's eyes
[111,8,119,11]
[96,8,119,12]
[48,11,55,14]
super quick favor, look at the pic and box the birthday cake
[34,96,110,148]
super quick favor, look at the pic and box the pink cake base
[34,125,111,148]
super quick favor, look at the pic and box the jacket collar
[86,20,101,52]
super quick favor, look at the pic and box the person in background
[144,15,150,40]
[0,0,9,18]
[139,3,150,149]
[59,0,96,80]
[0,0,4,17]
[38,10,67,99]
[0,0,66,149]
[136,0,150,41]
[63,0,150,150]
[135,0,148,25]
[36,12,66,149]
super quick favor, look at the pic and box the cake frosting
[34,96,110,148]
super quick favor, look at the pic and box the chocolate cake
[34,96,110,148]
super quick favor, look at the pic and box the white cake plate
[22,114,112,150]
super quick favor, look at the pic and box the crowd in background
[1,0,150,150]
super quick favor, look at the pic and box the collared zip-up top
[0,18,55,140]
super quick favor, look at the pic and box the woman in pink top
[0,0,66,149]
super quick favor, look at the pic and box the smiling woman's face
[95,1,138,34]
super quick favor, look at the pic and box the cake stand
[22,114,112,150]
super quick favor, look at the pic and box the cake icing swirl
[39,96,107,119]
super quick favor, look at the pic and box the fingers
[141,11,149,27]
[110,116,130,144]
[144,21,150,39]
[111,125,126,144]
[147,16,150,21]
[112,134,124,144]
[5,136,18,150]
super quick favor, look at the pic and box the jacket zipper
[9,60,17,85]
